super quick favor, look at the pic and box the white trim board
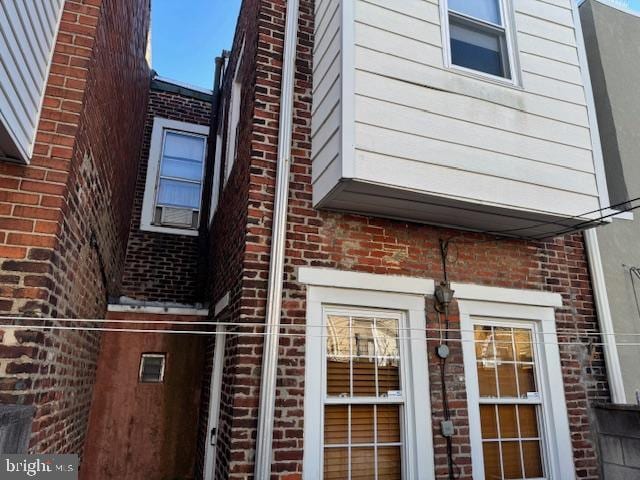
[451,282,563,307]
[107,304,209,316]
[297,267,435,296]
[214,292,230,316]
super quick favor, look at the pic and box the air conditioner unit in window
[155,206,199,229]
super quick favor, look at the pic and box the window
[139,354,166,383]
[474,324,544,479]
[457,284,575,480]
[301,268,434,480]
[140,118,209,236]
[224,41,245,184]
[324,310,404,479]
[445,0,514,80]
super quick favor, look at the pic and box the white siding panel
[355,96,596,180]
[520,52,583,85]
[0,0,64,161]
[312,0,342,188]
[515,13,576,46]
[361,0,441,23]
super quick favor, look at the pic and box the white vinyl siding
[311,0,607,235]
[0,0,65,162]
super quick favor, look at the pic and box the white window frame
[300,267,435,480]
[224,41,245,184]
[440,0,521,87]
[455,283,575,480]
[209,128,224,224]
[140,117,209,236]
[139,353,166,383]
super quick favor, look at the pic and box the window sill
[140,222,199,237]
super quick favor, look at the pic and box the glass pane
[377,405,401,443]
[497,405,518,439]
[522,441,544,478]
[477,361,498,398]
[353,319,374,358]
[495,328,515,362]
[378,359,400,397]
[351,405,375,444]
[514,329,533,362]
[327,316,350,357]
[164,132,205,161]
[449,0,501,24]
[497,363,518,397]
[480,405,498,439]
[502,441,523,479]
[326,358,350,396]
[324,405,348,445]
[324,447,348,480]
[375,319,399,358]
[475,325,495,360]
[161,157,202,181]
[157,179,201,208]
[483,442,502,480]
[517,364,537,397]
[450,20,510,79]
[518,406,539,438]
[351,448,375,480]
[353,357,377,396]
[377,446,402,480]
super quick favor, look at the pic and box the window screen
[448,0,512,79]
[324,314,403,480]
[139,354,166,383]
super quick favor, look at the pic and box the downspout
[584,228,626,403]
[254,0,300,478]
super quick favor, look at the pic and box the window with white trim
[458,292,575,480]
[324,309,404,479]
[140,118,209,236]
[224,41,245,183]
[303,281,434,480]
[445,0,515,80]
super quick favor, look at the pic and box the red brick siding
[0,0,150,455]
[204,0,609,479]
[120,88,211,304]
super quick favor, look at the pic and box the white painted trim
[297,267,435,296]
[583,228,626,403]
[303,285,434,480]
[214,292,230,316]
[340,0,356,179]
[224,39,245,185]
[253,1,300,477]
[204,325,226,480]
[451,282,563,307]
[439,0,522,88]
[459,297,575,480]
[572,0,612,213]
[140,117,210,237]
[107,304,209,316]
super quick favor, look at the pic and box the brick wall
[204,0,610,479]
[0,0,150,455]
[120,84,212,304]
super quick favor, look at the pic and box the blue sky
[151,0,242,90]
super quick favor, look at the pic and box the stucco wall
[581,0,640,403]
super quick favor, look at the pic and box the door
[204,326,226,480]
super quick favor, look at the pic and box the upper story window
[224,41,245,184]
[141,117,209,236]
[446,0,514,80]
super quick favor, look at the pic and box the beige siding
[0,0,65,161]
[349,0,600,217]
[312,0,342,191]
